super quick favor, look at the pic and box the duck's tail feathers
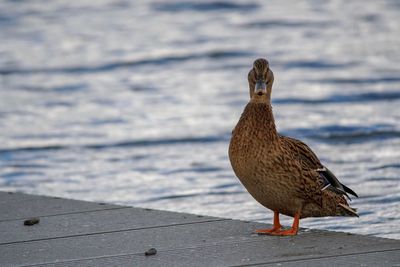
[338,203,359,217]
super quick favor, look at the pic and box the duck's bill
[255,80,267,95]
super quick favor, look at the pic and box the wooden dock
[0,191,399,266]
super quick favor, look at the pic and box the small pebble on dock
[144,248,157,256]
[24,218,40,226]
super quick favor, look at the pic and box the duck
[228,58,358,236]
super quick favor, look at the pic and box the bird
[228,58,358,236]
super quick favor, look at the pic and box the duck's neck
[241,101,279,142]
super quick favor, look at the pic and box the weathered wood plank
[257,250,400,267]
[1,192,399,267]
[1,219,399,266]
[0,219,257,266]
[28,249,400,267]
[0,192,121,221]
[0,206,224,244]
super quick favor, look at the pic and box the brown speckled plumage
[229,58,358,235]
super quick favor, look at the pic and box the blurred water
[0,0,399,239]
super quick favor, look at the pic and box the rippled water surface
[1,0,399,239]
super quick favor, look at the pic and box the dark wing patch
[318,167,349,199]
[280,135,358,200]
[318,167,358,199]
[341,183,359,198]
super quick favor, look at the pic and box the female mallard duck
[229,58,358,236]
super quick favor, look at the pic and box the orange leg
[270,212,300,236]
[255,211,282,234]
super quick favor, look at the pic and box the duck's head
[248,58,274,102]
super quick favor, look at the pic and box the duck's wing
[280,136,322,170]
[280,136,358,199]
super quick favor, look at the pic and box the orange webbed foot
[255,211,282,235]
[270,212,300,236]
[254,226,282,235]
[268,227,298,236]
[256,211,300,236]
